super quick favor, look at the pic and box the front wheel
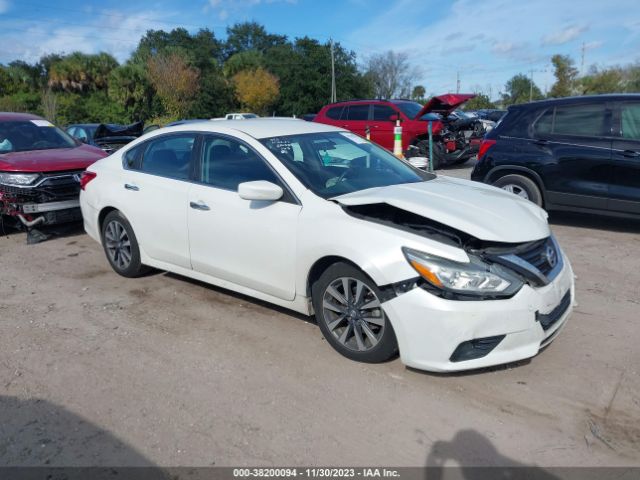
[312,263,398,363]
[101,210,149,278]
[415,140,442,170]
[492,174,543,207]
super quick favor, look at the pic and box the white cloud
[0,0,9,14]
[542,24,588,46]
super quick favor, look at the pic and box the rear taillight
[477,139,496,160]
[80,171,97,190]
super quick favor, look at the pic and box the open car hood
[332,176,550,243]
[94,121,144,140]
[414,94,476,119]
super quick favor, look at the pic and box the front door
[609,100,640,214]
[187,134,301,301]
[368,103,398,150]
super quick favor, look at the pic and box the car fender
[484,165,548,206]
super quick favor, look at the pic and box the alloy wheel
[321,277,386,352]
[501,184,530,199]
[104,220,132,270]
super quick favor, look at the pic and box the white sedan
[79,119,574,372]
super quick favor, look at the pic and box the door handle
[622,150,640,158]
[190,201,210,211]
[124,183,139,191]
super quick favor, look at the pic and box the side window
[139,134,195,180]
[75,127,88,142]
[533,108,554,136]
[372,105,397,121]
[326,106,344,120]
[200,135,279,191]
[621,102,640,140]
[553,104,607,137]
[123,143,144,169]
[346,105,369,121]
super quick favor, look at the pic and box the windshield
[0,120,76,154]
[261,131,432,199]
[394,102,440,121]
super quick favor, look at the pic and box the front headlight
[403,247,523,298]
[0,172,40,186]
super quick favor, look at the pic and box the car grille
[517,237,557,277]
[0,171,83,203]
[536,290,571,331]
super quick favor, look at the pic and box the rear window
[346,105,369,121]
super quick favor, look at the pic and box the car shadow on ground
[0,220,87,243]
[0,395,162,474]
[549,211,640,233]
[425,429,560,479]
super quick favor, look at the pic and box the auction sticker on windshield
[340,132,367,144]
[30,119,54,127]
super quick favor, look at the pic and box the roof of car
[0,112,44,122]
[159,118,342,139]
[323,99,419,107]
[510,94,640,109]
[67,123,100,128]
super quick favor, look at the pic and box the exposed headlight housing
[402,247,523,299]
[0,172,40,186]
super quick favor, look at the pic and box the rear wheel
[493,174,543,206]
[312,263,398,363]
[101,210,149,278]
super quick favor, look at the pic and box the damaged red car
[314,94,485,169]
[0,113,107,239]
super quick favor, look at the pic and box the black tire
[312,262,398,363]
[493,174,543,207]
[101,210,149,278]
[416,139,442,170]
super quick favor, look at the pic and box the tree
[48,52,118,92]
[41,88,57,122]
[232,67,279,115]
[224,50,264,78]
[411,85,426,102]
[579,66,624,94]
[549,54,578,98]
[109,63,155,121]
[224,22,287,59]
[502,74,543,105]
[147,53,200,118]
[464,94,496,110]
[364,50,416,99]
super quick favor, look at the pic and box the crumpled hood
[332,176,550,243]
[415,93,476,118]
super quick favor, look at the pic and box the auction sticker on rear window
[30,119,54,127]
[340,132,367,144]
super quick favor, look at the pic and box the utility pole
[456,71,460,94]
[330,39,336,103]
[580,41,586,75]
[529,69,534,102]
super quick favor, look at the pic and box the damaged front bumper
[0,171,84,228]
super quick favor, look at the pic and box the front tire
[416,139,442,170]
[312,263,398,363]
[101,210,149,278]
[493,174,543,207]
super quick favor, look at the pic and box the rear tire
[312,262,398,363]
[493,174,543,207]
[101,210,149,278]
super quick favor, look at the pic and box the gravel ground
[0,161,639,468]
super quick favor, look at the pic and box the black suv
[471,94,640,217]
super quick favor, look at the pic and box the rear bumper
[382,254,575,372]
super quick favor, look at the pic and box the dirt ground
[1,163,639,468]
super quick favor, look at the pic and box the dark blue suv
[471,94,640,218]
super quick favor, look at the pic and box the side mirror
[238,180,283,201]
[407,156,428,170]
[389,114,399,122]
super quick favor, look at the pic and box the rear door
[609,99,640,214]
[368,103,398,150]
[532,102,613,210]
[120,133,196,269]
[341,104,370,137]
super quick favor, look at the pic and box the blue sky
[1,0,639,101]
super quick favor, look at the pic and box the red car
[313,94,486,168]
[0,112,107,237]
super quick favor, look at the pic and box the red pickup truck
[313,94,485,168]
[0,112,107,240]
